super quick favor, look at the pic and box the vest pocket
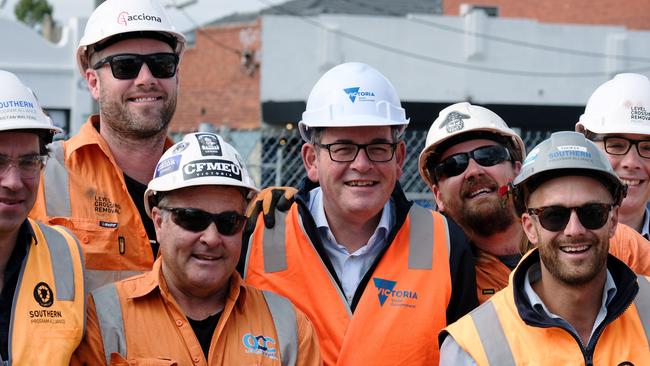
[50,217,120,267]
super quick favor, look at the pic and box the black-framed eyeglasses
[600,136,650,159]
[159,207,247,235]
[92,53,179,80]
[527,203,613,232]
[431,145,510,181]
[0,154,47,179]
[314,142,398,162]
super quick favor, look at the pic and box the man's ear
[151,207,165,241]
[521,213,539,245]
[301,143,319,183]
[432,184,445,212]
[395,140,406,178]
[86,69,101,101]
[608,206,619,239]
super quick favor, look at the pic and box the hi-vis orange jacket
[475,223,650,304]
[2,219,85,365]
[243,182,478,366]
[71,259,322,366]
[443,249,650,365]
[30,116,172,291]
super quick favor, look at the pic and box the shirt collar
[308,187,393,251]
[127,258,248,311]
[524,262,618,318]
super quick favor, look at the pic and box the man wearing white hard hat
[30,0,186,291]
[0,70,85,365]
[577,73,650,238]
[72,133,321,365]
[242,62,477,366]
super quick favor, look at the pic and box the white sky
[0,0,285,32]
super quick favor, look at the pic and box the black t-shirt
[0,222,31,361]
[123,173,158,258]
[188,312,222,359]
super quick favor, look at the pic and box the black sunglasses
[159,207,247,235]
[527,203,613,232]
[432,145,511,181]
[92,53,179,80]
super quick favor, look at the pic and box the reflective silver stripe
[408,204,434,270]
[263,210,288,273]
[93,283,126,365]
[636,276,650,340]
[471,301,516,366]
[86,269,144,293]
[263,291,298,366]
[36,222,76,301]
[44,140,72,217]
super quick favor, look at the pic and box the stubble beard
[538,232,608,286]
[100,87,176,140]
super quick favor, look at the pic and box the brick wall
[443,0,650,29]
[171,20,261,133]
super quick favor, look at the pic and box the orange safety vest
[445,259,650,365]
[30,117,171,291]
[2,219,85,365]
[245,203,452,366]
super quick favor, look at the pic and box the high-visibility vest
[91,282,300,366]
[445,275,650,365]
[245,203,452,366]
[31,118,156,291]
[2,219,85,366]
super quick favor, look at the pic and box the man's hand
[246,186,297,229]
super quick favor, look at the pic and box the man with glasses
[577,73,650,237]
[30,0,186,291]
[242,62,477,366]
[419,102,650,304]
[72,132,321,365]
[0,70,85,365]
[440,131,650,365]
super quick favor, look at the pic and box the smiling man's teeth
[469,188,491,198]
[133,97,157,102]
[348,181,374,187]
[620,179,641,186]
[560,245,590,253]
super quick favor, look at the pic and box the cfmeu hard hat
[144,132,259,216]
[512,131,626,213]
[418,102,525,186]
[299,62,409,142]
[577,73,650,135]
[0,70,62,142]
[76,0,186,75]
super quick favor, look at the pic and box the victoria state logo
[33,282,54,307]
[373,277,418,308]
[343,87,376,103]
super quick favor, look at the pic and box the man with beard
[419,102,650,304]
[29,0,186,291]
[440,131,650,365]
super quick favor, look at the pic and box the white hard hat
[144,132,259,216]
[0,70,62,140]
[576,73,650,135]
[76,0,186,75]
[298,62,409,142]
[418,102,525,186]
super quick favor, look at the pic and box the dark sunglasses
[92,53,179,80]
[527,203,613,232]
[159,207,247,235]
[431,145,511,181]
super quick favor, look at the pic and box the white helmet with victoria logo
[144,132,259,216]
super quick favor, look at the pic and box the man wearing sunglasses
[577,73,650,238]
[419,102,650,305]
[72,132,321,365]
[30,0,186,291]
[440,131,650,365]
[242,62,478,366]
[0,71,85,365]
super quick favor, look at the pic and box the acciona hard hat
[298,62,409,142]
[144,132,259,216]
[512,131,626,211]
[0,70,62,140]
[418,102,526,186]
[76,0,186,75]
[576,73,650,135]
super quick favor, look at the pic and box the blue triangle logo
[343,87,360,103]
[373,277,397,306]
